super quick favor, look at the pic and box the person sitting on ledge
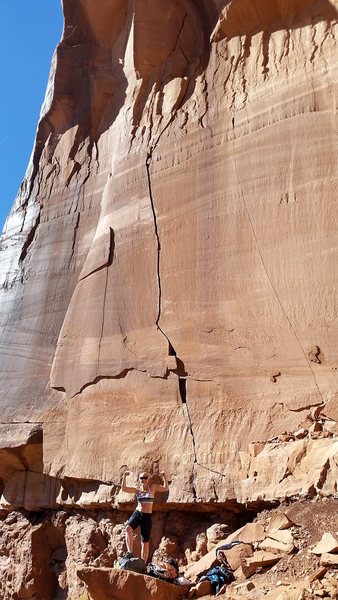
[122,469,169,563]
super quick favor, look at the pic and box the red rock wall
[0,0,337,510]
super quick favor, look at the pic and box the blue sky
[0,1,63,233]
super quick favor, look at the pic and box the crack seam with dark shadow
[146,151,228,484]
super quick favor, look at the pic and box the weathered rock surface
[0,0,337,597]
[312,532,338,555]
[77,567,187,600]
[320,552,338,566]
[259,537,294,555]
[246,550,281,569]
[0,0,337,512]
[0,498,336,600]
[266,512,294,533]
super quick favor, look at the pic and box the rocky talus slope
[0,499,337,599]
[0,0,337,598]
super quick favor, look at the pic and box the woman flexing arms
[122,470,168,563]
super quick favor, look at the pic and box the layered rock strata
[1,499,337,600]
[0,0,337,585]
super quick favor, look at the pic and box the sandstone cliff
[0,0,337,598]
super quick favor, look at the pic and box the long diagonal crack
[232,134,325,406]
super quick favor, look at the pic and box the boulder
[184,530,241,581]
[65,515,107,565]
[206,524,230,551]
[234,581,255,592]
[323,420,338,435]
[320,576,338,599]
[219,544,254,572]
[293,429,308,439]
[233,564,256,582]
[246,551,281,569]
[307,567,327,583]
[77,567,187,600]
[185,541,253,582]
[259,538,294,555]
[236,523,265,544]
[267,530,294,545]
[321,396,338,421]
[266,512,294,533]
[187,580,213,599]
[310,580,326,596]
[0,515,58,600]
[152,536,179,564]
[311,533,338,555]
[263,586,304,600]
[184,550,218,583]
[320,553,338,566]
[310,422,323,433]
[185,532,208,563]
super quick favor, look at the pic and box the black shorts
[127,510,152,542]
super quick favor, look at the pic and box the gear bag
[118,556,146,573]
[200,565,234,594]
[146,560,178,581]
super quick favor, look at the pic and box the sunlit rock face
[0,0,337,509]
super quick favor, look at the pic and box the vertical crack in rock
[198,74,209,128]
[168,14,188,64]
[146,154,199,476]
[97,266,109,371]
[181,379,198,466]
[232,139,326,405]
[177,357,228,479]
[146,155,227,487]
[19,211,41,263]
[145,153,170,342]
[97,228,115,369]
[68,212,80,268]
[191,463,198,500]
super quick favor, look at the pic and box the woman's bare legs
[125,525,134,554]
[141,541,149,563]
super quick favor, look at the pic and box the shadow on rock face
[212,0,338,41]
[29,0,227,203]
[211,0,338,77]
[35,0,338,169]
[40,0,222,148]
